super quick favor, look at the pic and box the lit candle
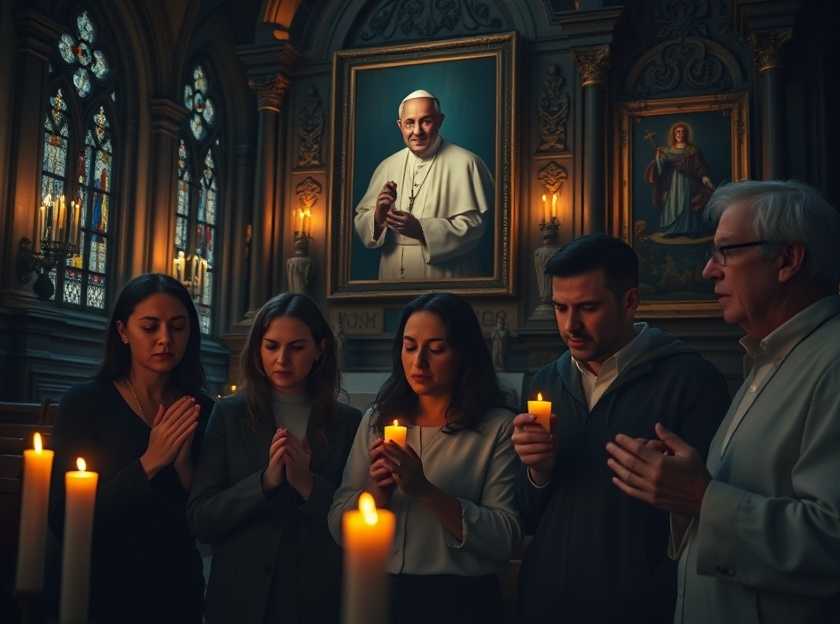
[383,419,407,448]
[15,432,54,593]
[551,192,558,221]
[303,208,312,237]
[58,195,66,242]
[60,457,98,624]
[71,200,81,248]
[541,194,548,224]
[342,492,395,624]
[36,204,46,252]
[527,392,552,432]
[45,195,53,241]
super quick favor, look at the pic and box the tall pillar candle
[60,457,98,624]
[342,492,395,624]
[15,432,54,593]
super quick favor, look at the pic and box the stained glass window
[177,64,222,335]
[39,10,116,311]
[57,11,109,98]
[184,65,216,141]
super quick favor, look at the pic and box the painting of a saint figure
[643,122,715,239]
[615,93,749,315]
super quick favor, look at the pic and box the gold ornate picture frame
[327,33,518,300]
[613,92,750,317]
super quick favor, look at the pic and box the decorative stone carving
[295,176,322,207]
[627,37,740,97]
[574,46,610,88]
[286,237,312,294]
[249,74,290,112]
[750,29,792,73]
[355,0,504,44]
[296,86,324,168]
[490,312,511,371]
[537,65,571,154]
[537,162,569,195]
[654,0,710,40]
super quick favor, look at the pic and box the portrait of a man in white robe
[353,90,495,281]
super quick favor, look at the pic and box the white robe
[354,138,494,280]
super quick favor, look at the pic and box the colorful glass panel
[77,12,95,42]
[73,67,91,97]
[86,273,105,309]
[59,34,75,63]
[62,268,82,304]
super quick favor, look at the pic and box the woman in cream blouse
[329,292,521,624]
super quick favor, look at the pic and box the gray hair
[397,96,441,119]
[706,180,840,287]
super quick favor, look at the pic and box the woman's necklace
[126,377,154,424]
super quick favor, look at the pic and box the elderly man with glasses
[607,180,840,624]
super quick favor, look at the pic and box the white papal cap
[398,90,440,116]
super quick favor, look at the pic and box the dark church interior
[2,0,840,622]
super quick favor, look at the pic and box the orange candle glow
[551,192,558,220]
[383,419,407,448]
[342,492,395,624]
[527,392,552,432]
[541,194,548,224]
[15,432,54,593]
[60,457,98,624]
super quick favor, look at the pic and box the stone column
[147,99,188,275]
[751,30,792,180]
[574,46,610,235]
[2,11,57,296]
[246,74,289,313]
[227,143,253,323]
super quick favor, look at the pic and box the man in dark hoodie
[512,234,729,623]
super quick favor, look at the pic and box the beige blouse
[328,407,521,576]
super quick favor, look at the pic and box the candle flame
[359,492,378,525]
[76,457,86,472]
[392,420,399,427]
[537,392,543,401]
[33,432,43,453]
[231,384,237,392]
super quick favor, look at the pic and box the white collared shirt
[572,322,649,411]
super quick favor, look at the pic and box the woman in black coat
[49,273,212,623]
[188,293,361,624]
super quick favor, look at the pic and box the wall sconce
[173,249,207,300]
[17,194,83,301]
[532,192,563,321]
[286,205,313,294]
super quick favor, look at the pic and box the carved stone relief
[354,0,504,45]
[574,46,610,88]
[537,161,569,195]
[295,176,322,208]
[654,0,711,40]
[626,37,742,97]
[750,29,792,73]
[537,65,571,154]
[296,86,324,168]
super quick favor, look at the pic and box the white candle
[15,432,54,593]
[60,457,98,624]
[342,492,395,624]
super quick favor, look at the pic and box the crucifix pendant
[408,194,416,212]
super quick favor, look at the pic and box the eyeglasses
[706,240,779,266]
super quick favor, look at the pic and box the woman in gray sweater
[329,293,521,624]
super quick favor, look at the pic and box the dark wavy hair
[544,233,639,299]
[96,273,205,395]
[373,292,505,433]
[240,293,340,436]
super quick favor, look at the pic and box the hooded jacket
[516,327,729,623]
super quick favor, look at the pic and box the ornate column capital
[149,99,189,138]
[750,29,792,73]
[249,74,290,113]
[574,46,610,88]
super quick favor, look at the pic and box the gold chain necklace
[403,141,441,212]
[125,377,153,424]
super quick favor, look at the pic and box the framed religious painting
[327,32,518,300]
[613,92,750,317]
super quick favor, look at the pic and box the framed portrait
[327,32,518,300]
[614,92,750,317]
